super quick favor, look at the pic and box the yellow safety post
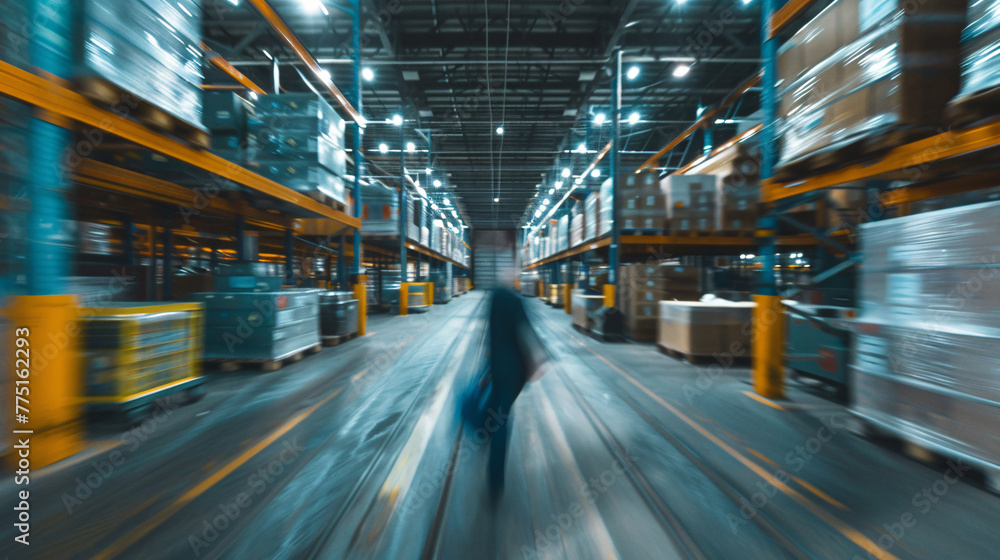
[353,275,367,335]
[426,282,434,307]
[563,284,572,314]
[603,284,616,308]
[4,295,83,469]
[399,282,409,316]
[752,294,786,399]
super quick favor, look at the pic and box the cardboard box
[657,301,756,357]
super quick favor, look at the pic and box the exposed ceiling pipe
[228,57,762,67]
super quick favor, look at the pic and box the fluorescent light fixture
[747,254,756,259]
[591,169,600,178]
[740,254,747,259]
[451,210,458,218]
[543,198,551,205]
[696,106,705,118]
[628,112,640,125]
[433,179,442,188]
[715,119,737,124]
[575,176,583,184]
[593,113,606,125]
[431,203,439,210]
[378,143,388,154]
[406,141,416,152]
[362,67,374,81]
[249,91,257,100]
[496,126,504,135]
[318,69,332,84]
[673,64,691,78]
[534,210,542,217]
[443,197,450,205]
[262,49,272,59]
[576,142,587,153]
[227,0,238,5]
[549,188,555,194]
[425,167,433,174]
[555,181,563,189]
[561,168,571,178]
[391,114,403,126]
[626,66,640,80]
[493,197,500,203]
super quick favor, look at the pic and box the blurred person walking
[463,270,547,501]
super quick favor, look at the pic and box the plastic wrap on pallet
[248,93,348,180]
[192,289,319,361]
[360,181,400,235]
[853,199,1000,471]
[955,0,1000,99]
[776,0,964,168]
[82,0,204,129]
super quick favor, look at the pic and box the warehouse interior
[2,0,1000,558]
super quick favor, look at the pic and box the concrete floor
[2,291,999,559]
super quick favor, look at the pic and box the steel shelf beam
[768,0,822,40]
[762,120,1000,202]
[0,61,360,231]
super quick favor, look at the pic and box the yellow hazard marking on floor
[744,447,850,511]
[742,390,787,410]
[557,326,899,560]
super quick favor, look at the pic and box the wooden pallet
[305,190,349,213]
[76,75,211,149]
[322,332,359,347]
[657,343,712,365]
[947,87,1000,128]
[210,343,320,372]
[851,416,1000,494]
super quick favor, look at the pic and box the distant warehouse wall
[472,229,516,289]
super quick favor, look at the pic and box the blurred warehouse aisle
[2,291,1000,560]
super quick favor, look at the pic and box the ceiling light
[549,188,555,194]
[543,198,551,205]
[378,143,388,154]
[747,253,756,259]
[555,181,563,189]
[227,0,238,5]
[593,113,606,125]
[249,91,257,100]
[425,167,433,174]
[262,49,272,59]
[591,169,600,177]
[451,210,458,218]
[493,197,500,203]
[535,210,542,217]
[318,69,332,84]
[496,126,504,135]
[362,67,374,81]
[561,168,571,178]
[741,254,747,259]
[628,112,640,125]
[575,176,583,184]
[576,142,587,153]
[415,185,427,197]
[406,141,416,152]
[673,64,691,78]
[443,197,450,205]
[391,114,403,126]
[431,203,439,210]
[433,179,442,188]
[627,66,640,80]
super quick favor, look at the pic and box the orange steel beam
[637,73,762,173]
[201,43,267,95]
[762,120,1000,202]
[525,236,612,269]
[769,0,821,40]
[245,0,364,125]
[73,160,289,230]
[0,60,359,230]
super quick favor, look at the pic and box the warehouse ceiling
[204,0,764,229]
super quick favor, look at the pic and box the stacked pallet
[661,175,717,234]
[948,0,1000,124]
[620,263,702,342]
[203,92,252,163]
[680,136,760,233]
[852,200,1000,483]
[620,171,669,231]
[246,93,348,208]
[360,181,400,236]
[775,0,965,176]
[657,301,755,361]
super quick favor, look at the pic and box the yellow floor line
[744,447,851,511]
[558,326,899,560]
[742,390,787,410]
[90,334,416,560]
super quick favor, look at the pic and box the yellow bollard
[752,294,786,399]
[603,284,616,308]
[4,295,84,469]
[563,284,572,314]
[352,275,367,335]
[399,283,409,316]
